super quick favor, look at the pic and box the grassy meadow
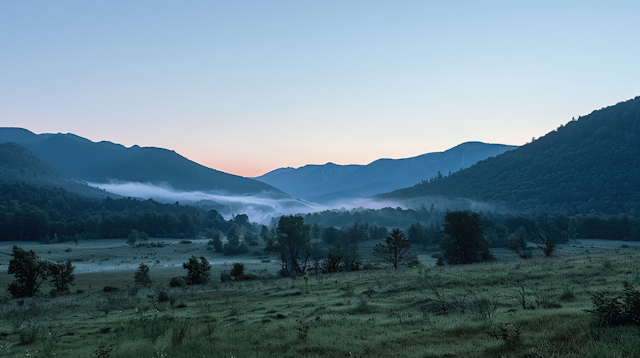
[0,241,639,358]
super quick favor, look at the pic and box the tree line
[0,182,249,242]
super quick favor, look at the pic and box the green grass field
[0,246,639,358]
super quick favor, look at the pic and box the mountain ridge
[255,141,516,202]
[0,128,286,197]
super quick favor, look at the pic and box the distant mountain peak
[255,142,516,203]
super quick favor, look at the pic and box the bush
[158,290,169,302]
[183,256,211,285]
[103,286,119,292]
[169,276,187,288]
[230,262,245,278]
[589,281,640,327]
[220,272,233,283]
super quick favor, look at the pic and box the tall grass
[0,249,638,357]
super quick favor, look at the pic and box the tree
[373,228,417,269]
[265,215,311,276]
[322,247,344,273]
[139,231,150,244]
[223,225,249,255]
[507,226,532,259]
[321,226,341,245]
[440,210,492,264]
[127,229,139,247]
[183,256,211,285]
[134,263,152,287]
[210,230,223,252]
[260,225,269,241]
[48,260,75,293]
[7,245,49,298]
[534,223,566,257]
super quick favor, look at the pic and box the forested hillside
[0,142,114,198]
[382,97,640,215]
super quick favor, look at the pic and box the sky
[1,1,639,178]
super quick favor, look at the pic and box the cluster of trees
[0,182,255,242]
[264,215,418,276]
[7,245,75,298]
[303,205,437,230]
[305,207,639,257]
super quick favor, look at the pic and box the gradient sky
[1,1,639,178]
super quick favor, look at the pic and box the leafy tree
[209,230,223,252]
[265,215,311,276]
[260,225,269,241]
[48,260,75,293]
[7,245,49,298]
[134,263,152,287]
[441,210,492,264]
[321,226,341,245]
[223,225,250,255]
[183,256,211,285]
[139,231,150,243]
[373,228,417,269]
[127,229,139,247]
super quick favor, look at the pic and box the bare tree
[507,226,532,259]
[373,228,417,269]
[534,224,566,257]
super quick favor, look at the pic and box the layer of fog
[87,181,408,224]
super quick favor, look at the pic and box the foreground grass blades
[0,248,639,358]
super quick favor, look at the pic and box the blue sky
[1,1,639,177]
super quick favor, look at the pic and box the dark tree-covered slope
[0,128,285,196]
[380,96,640,215]
[0,142,114,199]
[256,142,515,202]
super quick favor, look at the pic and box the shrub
[230,262,245,278]
[220,272,233,283]
[103,286,119,292]
[589,281,640,327]
[488,321,521,346]
[169,277,187,288]
[183,256,211,285]
[158,290,169,302]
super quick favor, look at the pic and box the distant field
[1,237,636,274]
[0,238,638,357]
